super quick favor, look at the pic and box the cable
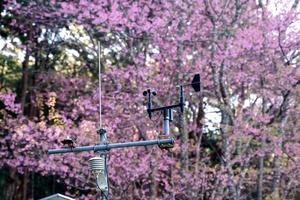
[105,154,110,199]
[96,176,108,200]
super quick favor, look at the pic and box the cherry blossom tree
[0,0,299,199]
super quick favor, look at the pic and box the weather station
[47,41,201,200]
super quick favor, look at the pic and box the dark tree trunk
[22,169,29,200]
[4,168,20,200]
[179,110,189,171]
[20,48,30,114]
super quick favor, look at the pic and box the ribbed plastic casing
[89,156,105,174]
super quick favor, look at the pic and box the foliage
[0,0,299,199]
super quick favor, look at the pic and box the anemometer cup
[158,135,175,149]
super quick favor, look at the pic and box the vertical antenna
[98,39,108,200]
[98,40,102,128]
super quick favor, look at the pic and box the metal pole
[48,138,175,154]
[180,85,184,112]
[98,39,108,200]
[163,109,170,135]
[98,41,102,128]
[97,128,108,200]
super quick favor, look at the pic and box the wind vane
[48,39,201,200]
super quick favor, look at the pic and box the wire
[105,154,110,199]
[96,176,108,200]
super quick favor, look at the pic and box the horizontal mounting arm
[149,103,183,113]
[146,85,185,117]
[48,138,174,154]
